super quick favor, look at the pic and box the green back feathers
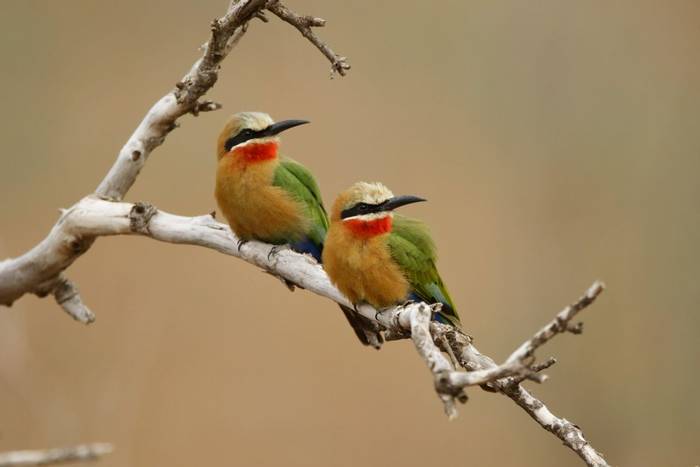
[387,215,461,327]
[272,157,329,249]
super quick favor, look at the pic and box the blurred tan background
[1,1,699,466]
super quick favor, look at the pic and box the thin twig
[267,0,351,77]
[505,281,605,366]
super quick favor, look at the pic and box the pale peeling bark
[0,443,112,467]
[0,1,609,466]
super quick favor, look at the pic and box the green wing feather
[387,215,461,327]
[272,157,329,250]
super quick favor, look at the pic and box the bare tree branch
[0,443,112,467]
[1,195,609,466]
[0,1,609,465]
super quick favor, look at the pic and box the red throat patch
[232,141,279,164]
[345,216,393,238]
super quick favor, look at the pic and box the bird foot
[352,302,377,321]
[267,244,289,261]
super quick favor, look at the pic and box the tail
[291,238,323,263]
[290,237,382,347]
[432,302,461,328]
[339,305,383,349]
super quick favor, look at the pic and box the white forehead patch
[346,181,394,205]
[235,111,275,131]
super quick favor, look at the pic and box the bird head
[216,112,309,161]
[331,182,426,237]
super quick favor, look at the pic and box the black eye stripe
[224,128,260,152]
[340,201,384,219]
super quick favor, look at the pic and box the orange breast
[322,222,409,308]
[215,156,308,243]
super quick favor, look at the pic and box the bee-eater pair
[215,112,460,347]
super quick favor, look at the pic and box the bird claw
[267,245,288,261]
[400,299,417,308]
[236,239,248,252]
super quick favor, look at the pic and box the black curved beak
[380,195,427,212]
[261,119,310,137]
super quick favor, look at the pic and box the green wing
[387,215,461,327]
[272,157,329,256]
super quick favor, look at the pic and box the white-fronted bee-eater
[215,112,383,347]
[323,182,461,327]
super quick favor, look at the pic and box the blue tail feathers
[291,237,323,263]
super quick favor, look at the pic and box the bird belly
[324,231,409,308]
[215,160,308,243]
